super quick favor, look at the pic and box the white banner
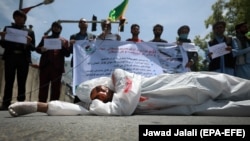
[73,40,189,94]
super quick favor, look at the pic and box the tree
[193,0,250,71]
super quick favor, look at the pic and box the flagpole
[44,20,127,35]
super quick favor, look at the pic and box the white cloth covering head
[76,77,114,104]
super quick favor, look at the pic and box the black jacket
[36,35,70,73]
[0,23,36,63]
[208,36,236,71]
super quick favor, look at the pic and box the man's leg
[8,101,51,117]
[49,73,62,101]
[46,101,89,116]
[2,60,16,109]
[38,69,50,102]
[16,61,29,102]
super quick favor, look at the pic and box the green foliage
[193,0,250,71]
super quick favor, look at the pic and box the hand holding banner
[5,28,28,44]
[208,42,230,59]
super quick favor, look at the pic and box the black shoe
[74,96,81,103]
[0,105,9,111]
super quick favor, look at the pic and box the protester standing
[69,18,96,103]
[177,25,198,71]
[36,22,70,102]
[0,10,36,110]
[69,18,96,67]
[207,21,236,75]
[233,22,250,79]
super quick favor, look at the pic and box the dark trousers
[38,66,62,102]
[3,54,29,107]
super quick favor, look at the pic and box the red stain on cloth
[139,96,148,102]
[123,77,132,93]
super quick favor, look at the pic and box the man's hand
[177,41,183,45]
[61,39,69,49]
[70,39,75,46]
[0,32,6,40]
[40,47,47,53]
[185,60,194,68]
[207,52,213,58]
[225,46,232,52]
[26,35,32,45]
[116,34,121,41]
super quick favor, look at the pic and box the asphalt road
[1,111,250,141]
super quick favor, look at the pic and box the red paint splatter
[139,96,148,102]
[123,77,132,93]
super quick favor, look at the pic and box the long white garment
[47,101,90,116]
[137,71,250,116]
[48,69,250,116]
[89,69,250,116]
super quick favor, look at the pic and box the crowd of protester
[0,10,249,110]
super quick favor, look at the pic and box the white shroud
[88,69,250,116]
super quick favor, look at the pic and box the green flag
[108,0,129,22]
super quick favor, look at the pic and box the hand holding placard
[208,42,230,59]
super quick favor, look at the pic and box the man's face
[90,85,114,103]
[214,24,225,36]
[153,27,163,36]
[14,15,26,26]
[131,26,140,35]
[52,25,62,33]
[78,20,88,30]
[179,28,189,34]
[239,24,248,34]
[101,22,111,31]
